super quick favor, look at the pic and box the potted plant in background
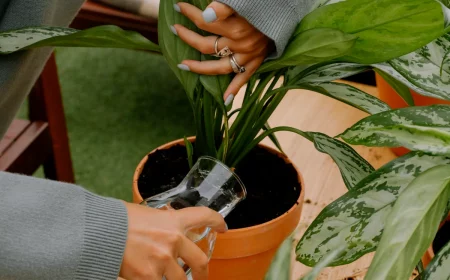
[2,0,450,279]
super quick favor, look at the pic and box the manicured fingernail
[170,25,178,36]
[178,64,190,71]
[224,94,234,106]
[173,3,181,12]
[203,7,217,23]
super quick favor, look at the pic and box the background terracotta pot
[133,137,305,280]
[375,73,450,156]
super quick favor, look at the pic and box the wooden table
[233,81,397,279]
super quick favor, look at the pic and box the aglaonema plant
[3,0,450,278]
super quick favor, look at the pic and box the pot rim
[132,137,304,234]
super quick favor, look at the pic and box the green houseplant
[2,0,450,278]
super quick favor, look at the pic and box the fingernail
[203,7,217,23]
[170,25,178,36]
[173,3,181,12]
[177,64,190,71]
[224,94,235,106]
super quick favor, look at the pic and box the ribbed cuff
[218,0,301,58]
[75,193,128,280]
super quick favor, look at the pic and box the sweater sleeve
[217,0,315,58]
[0,172,128,280]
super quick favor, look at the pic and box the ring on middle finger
[213,36,233,58]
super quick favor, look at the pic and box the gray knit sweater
[0,0,313,279]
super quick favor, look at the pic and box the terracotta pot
[133,137,305,280]
[376,73,450,157]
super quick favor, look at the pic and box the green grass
[25,47,195,201]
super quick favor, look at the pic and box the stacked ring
[213,36,233,58]
[229,55,246,74]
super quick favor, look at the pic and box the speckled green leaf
[0,26,160,54]
[374,68,414,106]
[300,246,346,280]
[258,28,357,73]
[339,105,450,156]
[365,165,450,280]
[309,132,374,190]
[296,153,450,267]
[298,0,445,64]
[309,82,391,115]
[292,62,370,84]
[265,235,293,280]
[373,34,450,101]
[422,240,450,280]
[159,0,200,99]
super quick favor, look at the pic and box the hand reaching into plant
[171,1,273,105]
[120,203,227,280]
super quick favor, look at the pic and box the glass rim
[197,156,247,199]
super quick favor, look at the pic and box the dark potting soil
[432,221,450,254]
[138,144,301,229]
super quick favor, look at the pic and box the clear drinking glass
[140,156,247,278]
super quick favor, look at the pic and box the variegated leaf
[265,235,293,280]
[290,62,370,84]
[310,82,391,115]
[422,239,450,279]
[374,68,414,106]
[365,165,450,280]
[339,105,450,156]
[0,26,160,54]
[300,246,346,280]
[296,153,450,267]
[298,0,445,64]
[309,132,374,190]
[373,34,450,101]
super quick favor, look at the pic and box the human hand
[119,203,227,280]
[171,1,273,105]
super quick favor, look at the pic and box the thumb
[203,2,235,23]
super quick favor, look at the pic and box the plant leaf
[184,136,194,169]
[297,0,445,64]
[373,34,450,101]
[374,68,415,106]
[304,82,391,115]
[300,246,346,280]
[290,62,370,84]
[296,152,450,267]
[264,235,293,280]
[258,28,357,73]
[365,165,450,280]
[0,26,160,54]
[263,123,286,155]
[309,132,374,190]
[422,239,450,279]
[339,105,450,156]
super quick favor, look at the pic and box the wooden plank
[231,81,396,279]
[0,120,30,156]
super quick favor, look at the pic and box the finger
[178,53,252,75]
[224,56,265,103]
[203,2,235,23]
[178,235,210,280]
[164,259,187,280]
[176,207,227,233]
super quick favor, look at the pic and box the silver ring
[229,54,246,74]
[213,37,233,58]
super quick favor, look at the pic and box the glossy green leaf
[309,132,374,190]
[158,0,200,99]
[374,68,414,106]
[0,26,160,54]
[373,34,450,101]
[306,82,391,115]
[300,246,346,280]
[258,28,357,73]
[339,105,450,156]
[297,0,445,64]
[296,153,450,267]
[264,235,293,280]
[422,240,450,279]
[365,165,450,280]
[263,123,285,155]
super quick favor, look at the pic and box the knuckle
[230,27,247,40]
[156,250,172,262]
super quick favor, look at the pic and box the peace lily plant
[3,0,450,278]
